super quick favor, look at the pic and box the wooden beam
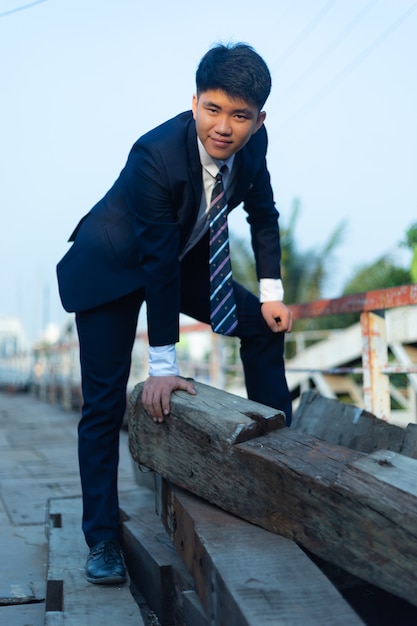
[119,490,200,625]
[160,483,364,625]
[128,381,417,607]
[292,390,417,456]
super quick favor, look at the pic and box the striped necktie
[209,167,238,335]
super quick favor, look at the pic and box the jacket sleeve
[123,141,182,346]
[241,134,282,281]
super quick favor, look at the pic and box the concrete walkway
[0,390,138,625]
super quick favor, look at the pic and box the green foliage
[327,255,412,329]
[230,201,414,334]
[343,256,411,295]
[280,198,347,307]
[401,222,417,283]
[411,248,417,283]
[402,222,417,248]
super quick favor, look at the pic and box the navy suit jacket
[57,111,282,346]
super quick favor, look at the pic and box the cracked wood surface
[129,381,417,607]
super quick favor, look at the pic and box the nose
[214,115,232,136]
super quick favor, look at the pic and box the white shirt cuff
[259,278,284,302]
[148,344,180,377]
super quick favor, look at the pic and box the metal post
[360,311,390,420]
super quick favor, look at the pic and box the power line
[276,2,417,135]
[273,0,338,70]
[277,0,379,108]
[0,0,48,18]
[273,0,304,32]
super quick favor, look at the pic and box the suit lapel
[186,119,203,201]
[176,119,203,251]
[183,120,256,215]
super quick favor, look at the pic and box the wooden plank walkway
[45,481,417,626]
[40,382,417,625]
[45,496,144,626]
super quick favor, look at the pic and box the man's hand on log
[142,376,197,423]
[261,301,293,333]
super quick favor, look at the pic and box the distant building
[0,316,28,356]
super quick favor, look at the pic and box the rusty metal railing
[287,284,417,421]
[1,285,416,423]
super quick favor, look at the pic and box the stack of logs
[127,382,417,625]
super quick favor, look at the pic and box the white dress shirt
[148,140,283,377]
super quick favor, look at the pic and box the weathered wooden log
[128,381,417,607]
[119,489,200,625]
[160,483,364,625]
[293,390,417,457]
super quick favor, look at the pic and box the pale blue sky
[1,0,416,342]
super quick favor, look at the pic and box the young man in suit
[57,42,293,584]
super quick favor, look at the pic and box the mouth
[210,136,232,149]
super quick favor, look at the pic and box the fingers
[142,377,171,423]
[141,376,196,423]
[278,310,293,333]
[272,317,290,333]
[263,303,293,333]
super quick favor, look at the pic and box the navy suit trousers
[75,237,291,547]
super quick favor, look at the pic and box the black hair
[195,42,272,110]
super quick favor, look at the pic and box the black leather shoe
[85,540,127,585]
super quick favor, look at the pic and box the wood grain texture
[162,484,364,625]
[128,381,417,607]
[293,390,417,457]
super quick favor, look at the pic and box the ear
[253,110,266,134]
[192,94,198,119]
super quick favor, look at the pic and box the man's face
[192,89,266,161]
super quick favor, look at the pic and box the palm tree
[344,256,410,295]
[402,222,417,283]
[281,198,346,306]
[230,197,346,311]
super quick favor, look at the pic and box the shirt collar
[197,137,235,178]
